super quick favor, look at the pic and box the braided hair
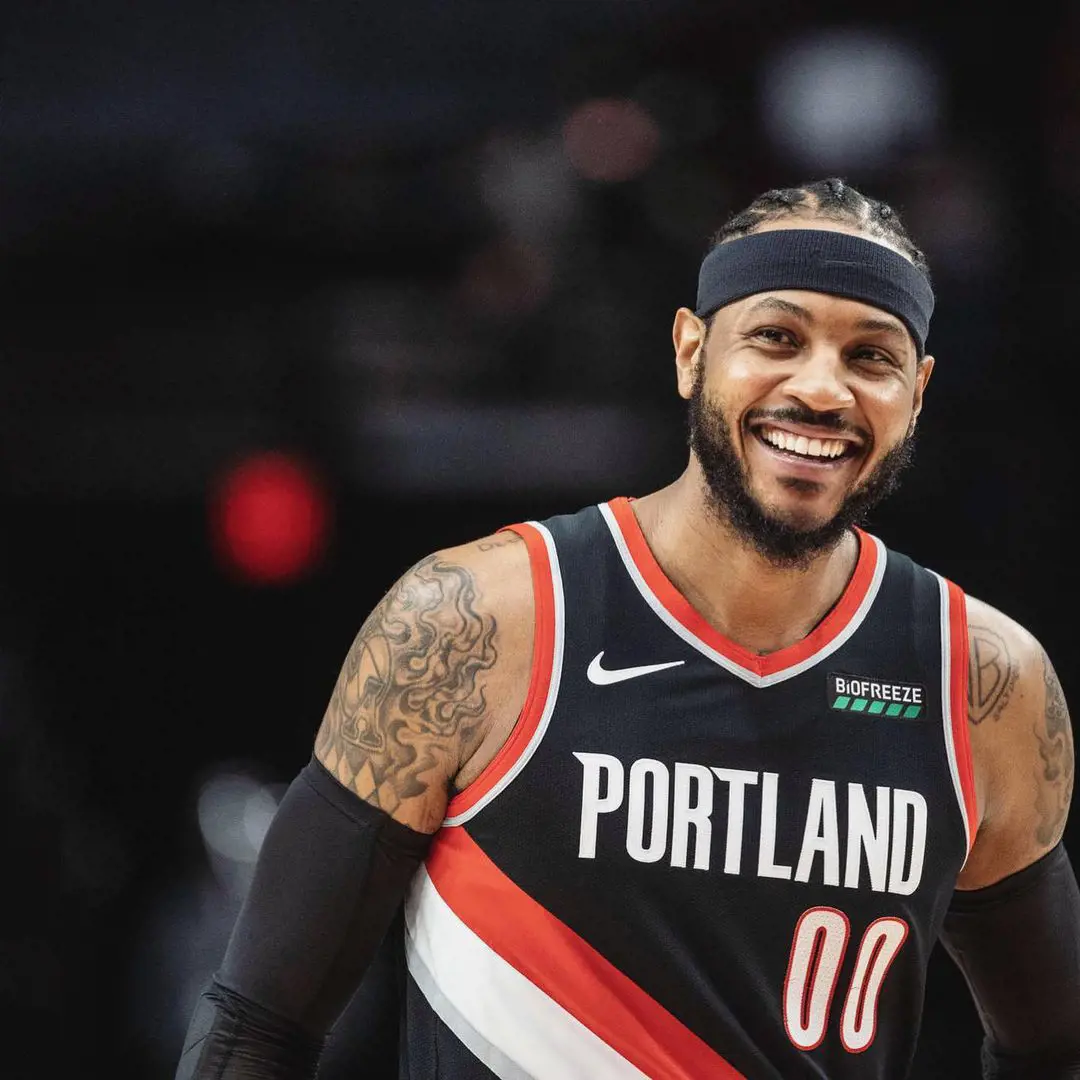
[710,178,930,280]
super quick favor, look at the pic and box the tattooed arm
[938,596,1080,1078]
[958,596,1074,888]
[315,530,533,831]
[174,532,534,1079]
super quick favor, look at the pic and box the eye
[849,346,898,369]
[749,326,799,348]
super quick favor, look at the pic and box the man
[175,178,1080,1079]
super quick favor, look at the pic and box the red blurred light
[210,451,331,584]
[561,97,661,183]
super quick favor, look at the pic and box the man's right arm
[312,550,502,833]
[174,540,527,1079]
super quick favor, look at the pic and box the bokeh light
[208,451,331,585]
[759,26,942,172]
[561,97,662,183]
[196,770,281,865]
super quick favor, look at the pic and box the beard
[687,366,917,569]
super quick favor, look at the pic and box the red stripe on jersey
[445,523,555,820]
[607,496,880,678]
[946,579,979,851]
[426,827,746,1079]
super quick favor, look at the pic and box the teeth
[760,427,848,459]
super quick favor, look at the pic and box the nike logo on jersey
[586,651,685,685]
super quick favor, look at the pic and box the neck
[630,471,860,655]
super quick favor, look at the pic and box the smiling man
[682,215,933,571]
[175,179,1079,1080]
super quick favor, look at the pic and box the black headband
[695,229,934,355]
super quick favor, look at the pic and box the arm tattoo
[315,555,498,817]
[477,532,524,552]
[1034,650,1075,846]
[967,623,1018,724]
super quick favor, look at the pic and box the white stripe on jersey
[404,865,648,1080]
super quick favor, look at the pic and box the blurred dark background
[1,1,1077,1076]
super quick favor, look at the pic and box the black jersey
[398,497,977,1080]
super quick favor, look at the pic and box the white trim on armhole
[443,521,566,826]
[934,571,972,865]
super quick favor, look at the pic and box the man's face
[676,225,935,566]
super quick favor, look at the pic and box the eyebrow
[744,295,908,342]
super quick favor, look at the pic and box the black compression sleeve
[940,841,1080,1079]
[174,756,434,1079]
[175,980,322,1080]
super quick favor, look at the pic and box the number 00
[783,907,909,1054]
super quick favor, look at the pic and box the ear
[911,353,935,424]
[673,307,707,401]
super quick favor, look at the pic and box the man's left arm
[939,597,1080,1079]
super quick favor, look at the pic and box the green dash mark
[831,696,923,718]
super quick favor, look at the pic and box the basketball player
[174,179,1080,1079]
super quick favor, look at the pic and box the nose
[782,345,856,414]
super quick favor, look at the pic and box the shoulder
[378,524,534,611]
[312,524,539,830]
[439,524,536,609]
[395,525,536,653]
[377,523,537,695]
[964,594,1041,726]
[423,526,539,783]
[958,592,1074,887]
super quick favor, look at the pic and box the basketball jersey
[399,497,978,1080]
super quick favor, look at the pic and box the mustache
[744,406,869,441]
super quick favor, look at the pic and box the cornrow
[710,177,931,280]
